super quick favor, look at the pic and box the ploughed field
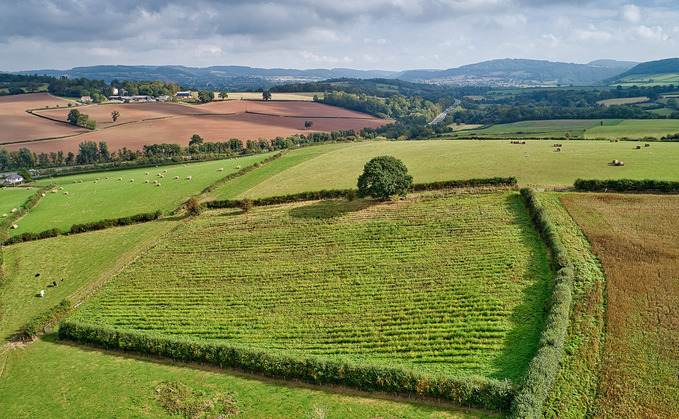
[1,95,391,154]
[68,191,551,381]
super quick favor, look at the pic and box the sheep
[52,281,58,287]
[556,147,561,152]
[236,165,241,169]
[93,180,98,183]
[79,180,82,183]
[106,176,109,179]
[51,189,57,194]
[612,159,620,165]
[182,164,186,167]
[130,179,135,182]
[64,191,69,195]
[553,143,563,147]
[186,175,192,180]
[617,161,625,166]
[2,214,6,217]
[219,168,224,171]
[157,173,161,177]
[145,180,149,183]
[153,180,158,184]
[96,178,100,181]
[59,187,63,190]
[40,290,44,298]
[73,180,77,183]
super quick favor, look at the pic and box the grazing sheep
[106,177,109,179]
[164,170,167,173]
[79,180,82,183]
[153,180,158,184]
[53,281,57,287]
[64,191,69,195]
[183,164,186,167]
[93,180,98,183]
[219,168,224,171]
[2,214,6,217]
[51,189,57,194]
[612,159,620,165]
[73,180,77,183]
[40,290,44,298]
[186,175,192,180]
[145,180,149,183]
[157,173,161,177]
[59,187,63,190]
[618,161,625,166]
[96,178,100,181]
[553,143,563,147]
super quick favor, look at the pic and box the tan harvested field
[0,93,87,143]
[2,97,391,154]
[562,193,679,418]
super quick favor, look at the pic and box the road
[428,99,461,125]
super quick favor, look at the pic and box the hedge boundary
[198,150,286,196]
[17,299,74,341]
[58,321,514,412]
[69,210,163,234]
[509,188,574,418]
[0,186,50,243]
[574,178,679,192]
[205,177,518,210]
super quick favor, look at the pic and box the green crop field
[12,153,271,236]
[0,187,38,217]
[69,191,551,381]
[613,73,679,86]
[228,140,679,196]
[0,335,493,418]
[584,118,679,139]
[0,220,176,342]
[444,119,622,139]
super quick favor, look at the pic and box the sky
[1,0,678,72]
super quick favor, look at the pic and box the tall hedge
[18,299,74,341]
[206,177,518,210]
[69,210,162,234]
[58,321,514,412]
[574,178,679,192]
[510,188,574,418]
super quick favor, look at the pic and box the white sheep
[40,290,44,298]
[2,214,6,217]
[219,168,224,171]
[59,187,63,190]
[73,180,77,183]
[163,169,167,173]
[79,180,82,183]
[106,176,109,179]
[51,189,57,194]
[94,180,98,183]
[153,180,158,184]
[186,175,192,180]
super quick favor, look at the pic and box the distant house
[3,173,25,185]
[79,96,92,103]
[130,95,152,102]
[156,95,170,102]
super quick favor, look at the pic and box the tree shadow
[487,194,553,382]
[288,199,379,219]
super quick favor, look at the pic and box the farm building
[2,173,25,185]
[176,91,192,98]
[79,96,92,103]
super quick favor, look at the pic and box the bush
[18,299,73,340]
[574,178,679,193]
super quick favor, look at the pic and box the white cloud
[634,25,668,42]
[619,4,642,23]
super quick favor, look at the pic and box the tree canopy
[357,156,413,200]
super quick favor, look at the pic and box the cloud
[619,4,642,23]
[634,25,668,42]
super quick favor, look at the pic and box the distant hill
[397,58,636,86]
[18,65,401,91]
[605,58,679,86]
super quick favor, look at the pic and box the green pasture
[69,191,551,381]
[444,119,621,139]
[0,221,175,342]
[584,119,679,139]
[596,97,649,106]
[0,187,38,217]
[234,140,679,196]
[12,153,270,236]
[613,73,679,86]
[0,335,492,418]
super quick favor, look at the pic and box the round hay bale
[156,183,161,187]
[612,159,619,165]
[219,168,224,171]
[64,191,69,195]
[175,176,179,179]
[145,180,149,183]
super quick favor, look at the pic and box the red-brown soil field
[1,94,392,154]
[0,93,88,143]
[562,193,679,418]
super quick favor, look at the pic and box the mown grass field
[0,220,176,342]
[69,191,551,381]
[228,140,679,196]
[0,187,38,217]
[584,118,679,139]
[444,119,620,139]
[0,335,493,418]
[561,193,679,418]
[11,154,270,236]
[613,73,679,86]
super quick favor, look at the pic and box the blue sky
[1,0,677,71]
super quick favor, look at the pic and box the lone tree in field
[111,110,120,122]
[357,156,413,200]
[186,196,201,216]
[262,90,272,101]
[189,134,204,146]
[219,91,228,100]
[304,120,314,129]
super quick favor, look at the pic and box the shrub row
[206,178,518,210]
[199,151,286,196]
[510,188,574,418]
[58,321,514,412]
[574,178,679,192]
[4,228,61,245]
[18,299,74,341]
[69,210,162,234]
